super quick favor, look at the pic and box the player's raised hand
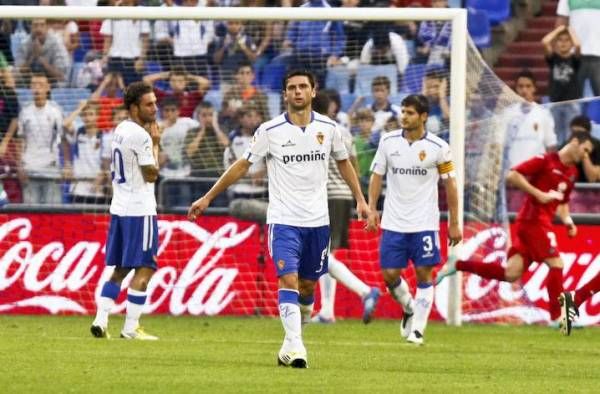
[146,121,161,146]
[448,223,462,246]
[188,196,210,221]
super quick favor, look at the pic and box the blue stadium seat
[325,66,351,94]
[204,90,222,112]
[355,65,398,97]
[15,88,32,107]
[69,62,85,88]
[73,31,92,63]
[267,92,282,118]
[466,0,511,25]
[401,64,426,94]
[468,8,491,48]
[585,100,600,124]
[261,63,287,92]
[340,93,357,112]
[51,88,91,114]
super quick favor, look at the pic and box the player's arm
[140,123,161,183]
[556,203,577,237]
[442,174,461,246]
[188,158,251,220]
[367,171,383,232]
[541,25,565,55]
[506,168,558,204]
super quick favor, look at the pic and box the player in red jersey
[436,132,594,332]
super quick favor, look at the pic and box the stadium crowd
[0,0,598,208]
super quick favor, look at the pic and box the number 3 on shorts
[423,235,433,252]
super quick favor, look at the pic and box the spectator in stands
[89,72,125,131]
[322,88,350,131]
[63,100,107,204]
[223,106,267,199]
[243,17,280,84]
[212,20,259,89]
[100,0,150,85]
[414,0,450,66]
[13,73,64,204]
[340,0,369,64]
[154,0,215,77]
[542,25,581,145]
[503,70,557,170]
[283,0,346,88]
[360,23,410,76]
[143,65,210,118]
[557,0,600,97]
[221,61,270,132]
[16,18,71,86]
[159,97,199,207]
[353,107,377,188]
[421,68,449,139]
[567,115,600,182]
[47,16,80,59]
[185,101,230,205]
[0,66,22,203]
[366,76,400,134]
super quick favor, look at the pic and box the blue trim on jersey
[417,282,433,289]
[245,151,252,160]
[424,137,443,148]
[298,294,315,305]
[314,118,336,128]
[266,120,288,131]
[278,289,299,305]
[382,134,405,143]
[100,281,120,300]
[127,293,147,305]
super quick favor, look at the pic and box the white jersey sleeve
[244,125,268,163]
[132,130,155,166]
[435,141,455,179]
[331,124,349,161]
[370,139,387,175]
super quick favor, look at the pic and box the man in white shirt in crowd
[159,96,199,207]
[1,73,65,204]
[100,0,150,85]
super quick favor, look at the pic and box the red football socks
[456,260,506,281]
[574,274,600,307]
[547,267,563,321]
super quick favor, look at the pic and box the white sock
[389,278,414,314]
[93,297,115,328]
[317,274,337,319]
[123,288,147,334]
[328,254,370,297]
[278,289,302,342]
[412,283,434,336]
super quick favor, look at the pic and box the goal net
[1,4,596,325]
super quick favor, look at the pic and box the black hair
[124,81,154,111]
[236,60,254,73]
[312,92,330,115]
[282,69,316,90]
[401,94,430,115]
[569,114,592,132]
[569,131,594,145]
[516,69,536,85]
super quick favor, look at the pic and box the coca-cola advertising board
[0,213,598,325]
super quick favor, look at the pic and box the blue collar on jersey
[371,102,396,114]
[284,111,315,132]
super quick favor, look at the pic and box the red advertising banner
[0,213,598,325]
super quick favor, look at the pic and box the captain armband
[437,161,456,179]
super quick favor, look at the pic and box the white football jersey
[371,130,454,233]
[109,120,157,216]
[503,102,556,169]
[244,112,349,227]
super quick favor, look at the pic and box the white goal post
[2,5,467,325]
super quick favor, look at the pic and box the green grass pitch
[1,315,598,393]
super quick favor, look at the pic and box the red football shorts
[508,221,561,267]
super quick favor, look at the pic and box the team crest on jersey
[419,150,427,161]
[316,132,324,145]
[277,259,285,270]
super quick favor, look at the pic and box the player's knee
[545,258,564,269]
[415,267,433,284]
[381,269,398,285]
[110,268,130,283]
[504,271,521,282]
[278,274,298,290]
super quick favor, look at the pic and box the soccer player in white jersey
[91,81,161,340]
[367,94,462,345]
[188,70,372,368]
